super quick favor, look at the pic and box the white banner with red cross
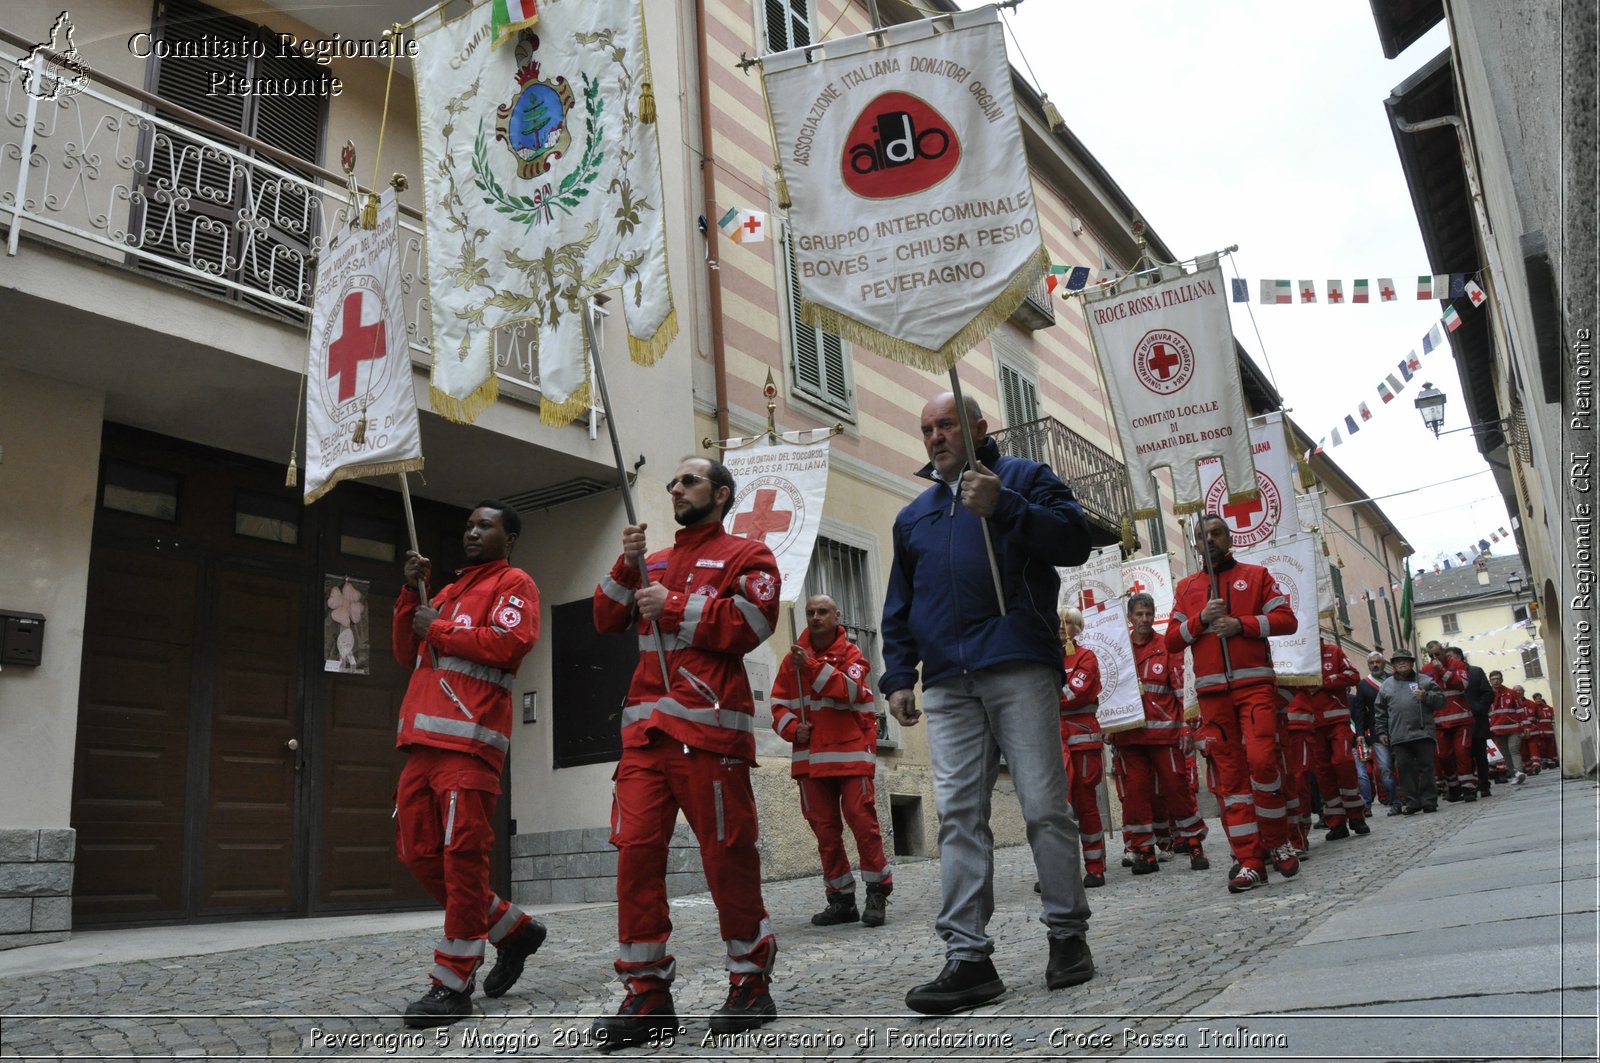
[1236,531,1321,685]
[1197,411,1300,549]
[1085,264,1256,520]
[1077,598,1141,733]
[722,440,830,605]
[1059,546,1122,614]
[761,6,1048,370]
[1296,488,1338,618]
[303,189,423,504]
[1121,553,1175,628]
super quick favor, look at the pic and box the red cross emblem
[1146,342,1181,380]
[742,214,763,237]
[1328,289,1343,303]
[1221,495,1264,529]
[1078,588,1098,611]
[1380,283,1396,300]
[731,488,793,543]
[1132,328,1194,395]
[1301,286,1316,302]
[327,291,387,402]
[1127,579,1147,594]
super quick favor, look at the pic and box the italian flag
[1274,279,1293,304]
[491,0,539,48]
[1352,278,1370,303]
[1443,304,1463,331]
[1416,274,1434,299]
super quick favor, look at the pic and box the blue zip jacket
[880,437,1094,694]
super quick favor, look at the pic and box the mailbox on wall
[0,611,45,667]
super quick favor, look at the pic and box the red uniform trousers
[797,775,892,895]
[1195,685,1288,872]
[610,735,775,992]
[1061,724,1106,875]
[1435,721,1475,793]
[1278,715,1317,851]
[1114,744,1205,855]
[396,746,534,992]
[1312,724,1366,826]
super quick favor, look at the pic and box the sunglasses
[665,472,709,492]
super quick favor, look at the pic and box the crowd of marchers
[375,391,1562,1049]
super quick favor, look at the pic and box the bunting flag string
[1391,524,1515,587]
[1302,296,1487,459]
[1044,265,1488,307]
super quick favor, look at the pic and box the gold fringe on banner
[430,377,498,425]
[801,245,1050,373]
[1131,506,1159,522]
[1172,499,1206,516]
[1276,674,1321,688]
[303,457,424,506]
[1120,515,1135,555]
[1226,487,1262,504]
[627,305,678,366]
[540,377,594,427]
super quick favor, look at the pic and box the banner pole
[786,605,808,731]
[397,472,429,600]
[1190,513,1235,679]
[948,368,1007,616]
[584,297,674,690]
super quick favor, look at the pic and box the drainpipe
[692,0,731,442]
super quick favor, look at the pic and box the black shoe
[1462,791,1477,802]
[861,886,889,927]
[1444,790,1463,803]
[1130,850,1160,875]
[482,918,547,998]
[905,958,1005,1014]
[708,977,776,1034]
[1082,871,1105,888]
[1422,804,1437,813]
[1189,847,1211,871]
[593,988,678,1051]
[1045,936,1095,990]
[1325,823,1350,841]
[1387,806,1404,817]
[1479,788,1493,798]
[1032,880,1041,893]
[1228,861,1242,879]
[403,982,473,1029]
[811,893,860,926]
[1349,818,1371,836]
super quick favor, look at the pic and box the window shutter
[767,0,812,52]
[786,227,850,414]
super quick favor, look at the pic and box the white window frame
[759,0,816,53]
[1441,613,1460,635]
[777,219,856,422]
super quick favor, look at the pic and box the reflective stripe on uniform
[437,655,516,690]
[622,698,756,733]
[730,593,774,641]
[810,750,876,767]
[678,594,706,646]
[599,575,635,605]
[413,713,511,752]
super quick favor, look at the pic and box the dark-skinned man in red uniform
[1166,513,1299,894]
[592,456,781,1047]
[393,501,546,1028]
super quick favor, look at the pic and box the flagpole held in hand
[1190,514,1234,681]
[583,297,674,691]
[948,368,1007,617]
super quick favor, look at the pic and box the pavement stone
[0,773,1591,1061]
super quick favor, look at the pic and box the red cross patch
[1233,579,1248,591]
[453,614,474,627]
[1070,673,1088,689]
[1151,662,1164,675]
[495,606,522,629]
[748,574,777,603]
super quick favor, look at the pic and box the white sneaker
[1513,771,1527,785]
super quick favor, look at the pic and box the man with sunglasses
[592,456,782,1047]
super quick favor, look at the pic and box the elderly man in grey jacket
[1374,650,1446,815]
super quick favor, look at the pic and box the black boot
[708,976,777,1034]
[1045,936,1096,990]
[861,884,889,927]
[905,957,1005,1014]
[482,918,547,998]
[592,987,677,1051]
[811,891,859,926]
[403,982,473,1029]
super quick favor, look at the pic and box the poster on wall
[324,576,370,675]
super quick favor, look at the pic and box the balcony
[988,416,1134,548]
[0,37,556,402]
[1008,274,1056,330]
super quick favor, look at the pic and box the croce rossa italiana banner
[762,6,1047,369]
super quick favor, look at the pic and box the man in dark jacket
[882,392,1095,1015]
[1452,647,1495,797]
[1350,651,1402,815]
[1374,650,1446,814]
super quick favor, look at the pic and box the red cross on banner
[1221,495,1264,529]
[1078,588,1098,611]
[731,488,793,543]
[327,292,386,402]
[742,215,762,237]
[1146,343,1181,380]
[1127,579,1147,594]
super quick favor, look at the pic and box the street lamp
[1414,382,1447,437]
[1506,572,1524,599]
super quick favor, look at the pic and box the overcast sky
[955,0,1514,568]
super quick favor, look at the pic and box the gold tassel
[285,454,297,487]
[1121,515,1135,555]
[352,411,367,445]
[361,193,378,229]
[1062,637,1076,654]
[1042,96,1066,132]
[639,81,656,124]
[774,170,791,211]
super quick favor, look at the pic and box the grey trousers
[1392,738,1439,810]
[923,661,1092,960]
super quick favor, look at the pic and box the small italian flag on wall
[491,0,539,48]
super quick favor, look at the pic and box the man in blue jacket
[882,392,1096,1015]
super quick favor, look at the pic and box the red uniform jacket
[771,628,877,779]
[393,559,540,773]
[1422,657,1471,729]
[1298,639,1360,728]
[1489,687,1524,735]
[1165,556,1297,693]
[1533,700,1556,738]
[1520,696,1539,737]
[1058,644,1103,750]
[1112,634,1184,746]
[593,521,780,763]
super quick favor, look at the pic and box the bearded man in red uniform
[772,593,892,927]
[592,456,782,1047]
[1111,592,1209,874]
[1166,513,1299,894]
[393,501,546,1028]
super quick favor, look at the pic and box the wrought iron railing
[0,41,549,396]
[988,415,1133,539]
